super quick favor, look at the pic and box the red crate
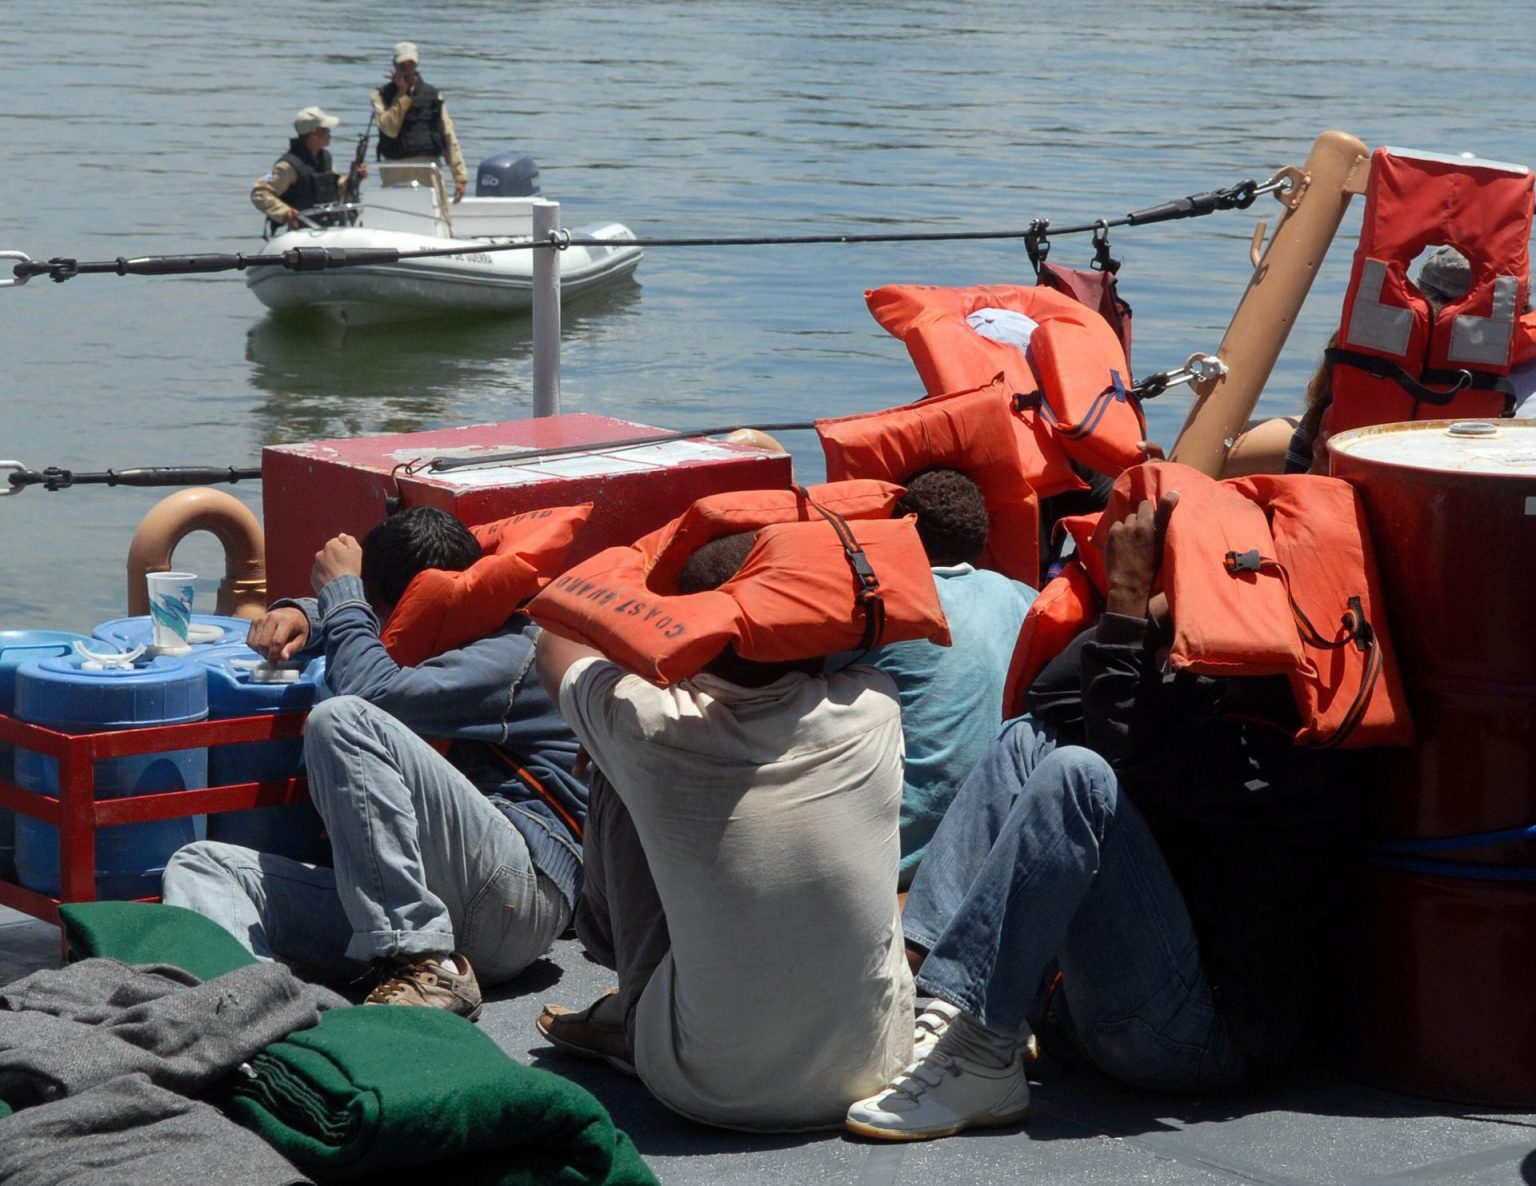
[0,711,311,926]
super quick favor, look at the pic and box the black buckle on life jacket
[1344,595,1374,652]
[1224,549,1265,574]
[1325,346,1512,407]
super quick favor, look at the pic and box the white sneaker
[846,1048,1032,1141]
[912,998,1040,1063]
[912,998,962,1061]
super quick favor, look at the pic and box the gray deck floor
[3,906,1533,1185]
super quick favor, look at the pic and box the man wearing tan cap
[371,41,469,203]
[250,106,367,232]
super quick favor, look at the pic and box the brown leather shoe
[364,953,483,1022]
[536,987,636,1076]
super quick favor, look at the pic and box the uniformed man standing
[371,41,469,204]
[250,106,365,232]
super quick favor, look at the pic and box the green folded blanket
[58,901,259,980]
[225,1006,656,1186]
[56,902,656,1186]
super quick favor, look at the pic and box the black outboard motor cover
[475,153,541,197]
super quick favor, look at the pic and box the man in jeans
[847,490,1356,1140]
[163,507,585,1019]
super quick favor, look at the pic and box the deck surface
[3,906,1533,1185]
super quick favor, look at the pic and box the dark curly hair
[894,467,989,567]
[361,505,482,608]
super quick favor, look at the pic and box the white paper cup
[146,571,196,652]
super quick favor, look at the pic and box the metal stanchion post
[531,199,562,417]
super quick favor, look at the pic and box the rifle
[345,113,375,202]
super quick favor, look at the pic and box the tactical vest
[376,80,447,160]
[273,140,339,227]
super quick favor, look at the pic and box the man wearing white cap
[250,106,366,231]
[371,41,469,203]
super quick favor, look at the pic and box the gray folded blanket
[0,1073,311,1186]
[0,958,342,1109]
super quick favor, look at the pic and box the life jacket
[815,378,1041,584]
[1319,147,1535,448]
[1002,463,1411,748]
[376,80,447,160]
[273,139,339,227]
[1037,261,1133,368]
[381,504,594,668]
[526,482,951,685]
[866,283,1147,493]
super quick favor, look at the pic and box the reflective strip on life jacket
[866,283,1146,494]
[528,510,952,686]
[382,503,594,668]
[1322,147,1534,441]
[815,378,1041,584]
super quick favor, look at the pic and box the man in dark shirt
[847,490,1355,1141]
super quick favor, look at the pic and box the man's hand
[1104,492,1179,620]
[391,64,416,94]
[310,533,363,595]
[284,207,302,230]
[247,607,311,663]
[452,179,466,204]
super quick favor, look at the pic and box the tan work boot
[364,953,483,1022]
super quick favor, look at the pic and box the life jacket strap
[793,484,887,657]
[1325,346,1515,413]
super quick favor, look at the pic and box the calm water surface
[3,0,1533,628]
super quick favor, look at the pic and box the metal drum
[1328,419,1536,1105]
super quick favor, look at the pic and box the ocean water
[2,0,1532,629]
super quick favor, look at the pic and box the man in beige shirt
[250,106,365,232]
[371,41,469,203]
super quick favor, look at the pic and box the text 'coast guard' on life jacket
[525,482,951,685]
[866,283,1148,495]
[1320,147,1535,450]
[1003,463,1412,750]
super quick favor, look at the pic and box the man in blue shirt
[869,468,1036,888]
[163,507,586,1020]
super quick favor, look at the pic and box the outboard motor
[475,152,541,198]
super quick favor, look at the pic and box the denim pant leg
[903,714,1060,960]
[574,767,671,1043]
[910,728,1113,1037]
[162,840,357,978]
[1054,800,1249,1093]
[303,696,566,981]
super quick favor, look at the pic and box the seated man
[163,506,586,1020]
[865,467,1036,888]
[534,532,914,1131]
[847,491,1359,1140]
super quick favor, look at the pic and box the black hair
[894,467,990,567]
[677,530,757,594]
[360,505,481,608]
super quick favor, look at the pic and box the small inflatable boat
[245,153,642,323]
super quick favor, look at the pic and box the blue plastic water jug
[13,653,208,900]
[198,644,331,864]
[93,613,252,653]
[0,631,101,882]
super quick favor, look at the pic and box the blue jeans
[162,696,570,985]
[904,716,1248,1092]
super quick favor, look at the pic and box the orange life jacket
[865,283,1147,492]
[526,484,951,685]
[815,378,1040,584]
[1320,147,1534,448]
[1002,464,1411,748]
[382,504,594,668]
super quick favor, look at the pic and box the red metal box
[262,414,792,601]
